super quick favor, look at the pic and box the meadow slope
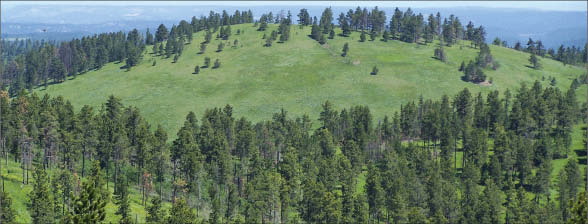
[39,24,586,136]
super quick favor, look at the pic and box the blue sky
[2,1,586,12]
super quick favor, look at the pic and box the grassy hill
[5,23,584,223]
[38,23,586,137]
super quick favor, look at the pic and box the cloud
[123,12,141,17]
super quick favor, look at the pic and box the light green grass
[37,24,586,137]
[0,159,175,223]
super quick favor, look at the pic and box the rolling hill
[3,22,584,223]
[37,23,586,137]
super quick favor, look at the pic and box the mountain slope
[39,23,586,136]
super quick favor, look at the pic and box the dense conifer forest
[0,6,587,224]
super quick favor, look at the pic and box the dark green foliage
[0,192,16,223]
[68,179,107,223]
[193,65,200,74]
[213,59,221,69]
[146,197,166,224]
[342,43,349,57]
[204,57,211,68]
[29,165,54,224]
[167,198,196,224]
[199,43,206,54]
[360,31,366,42]
[371,66,378,75]
[155,24,169,42]
[434,47,447,62]
[216,42,225,52]
[529,53,542,70]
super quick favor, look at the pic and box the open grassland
[38,24,586,137]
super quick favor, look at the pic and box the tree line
[0,77,585,223]
[1,9,254,98]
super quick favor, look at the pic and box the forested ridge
[2,7,586,95]
[0,78,586,223]
[0,6,587,224]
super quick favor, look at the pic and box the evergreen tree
[371,66,378,75]
[146,197,166,224]
[167,197,196,224]
[204,57,211,68]
[529,52,541,70]
[29,165,54,224]
[194,65,200,74]
[342,43,349,57]
[0,191,16,223]
[360,31,366,42]
[213,59,221,69]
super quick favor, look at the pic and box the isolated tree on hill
[204,57,211,68]
[371,66,379,75]
[434,47,447,62]
[204,31,212,44]
[194,65,200,74]
[265,36,274,47]
[199,43,206,54]
[342,43,349,57]
[217,42,225,52]
[360,31,366,42]
[529,53,541,70]
[213,59,221,69]
[493,37,501,46]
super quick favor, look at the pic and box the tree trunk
[82,146,86,177]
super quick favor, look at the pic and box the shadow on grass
[574,149,587,157]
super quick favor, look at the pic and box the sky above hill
[2,1,586,11]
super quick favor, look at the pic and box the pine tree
[213,59,221,69]
[29,165,54,224]
[216,42,224,52]
[342,43,349,57]
[371,66,379,75]
[68,179,107,223]
[360,31,366,42]
[115,175,132,223]
[204,57,211,68]
[194,65,200,74]
[199,43,206,54]
[0,191,16,223]
[529,52,541,70]
[167,197,196,224]
[366,163,384,223]
[146,197,166,224]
